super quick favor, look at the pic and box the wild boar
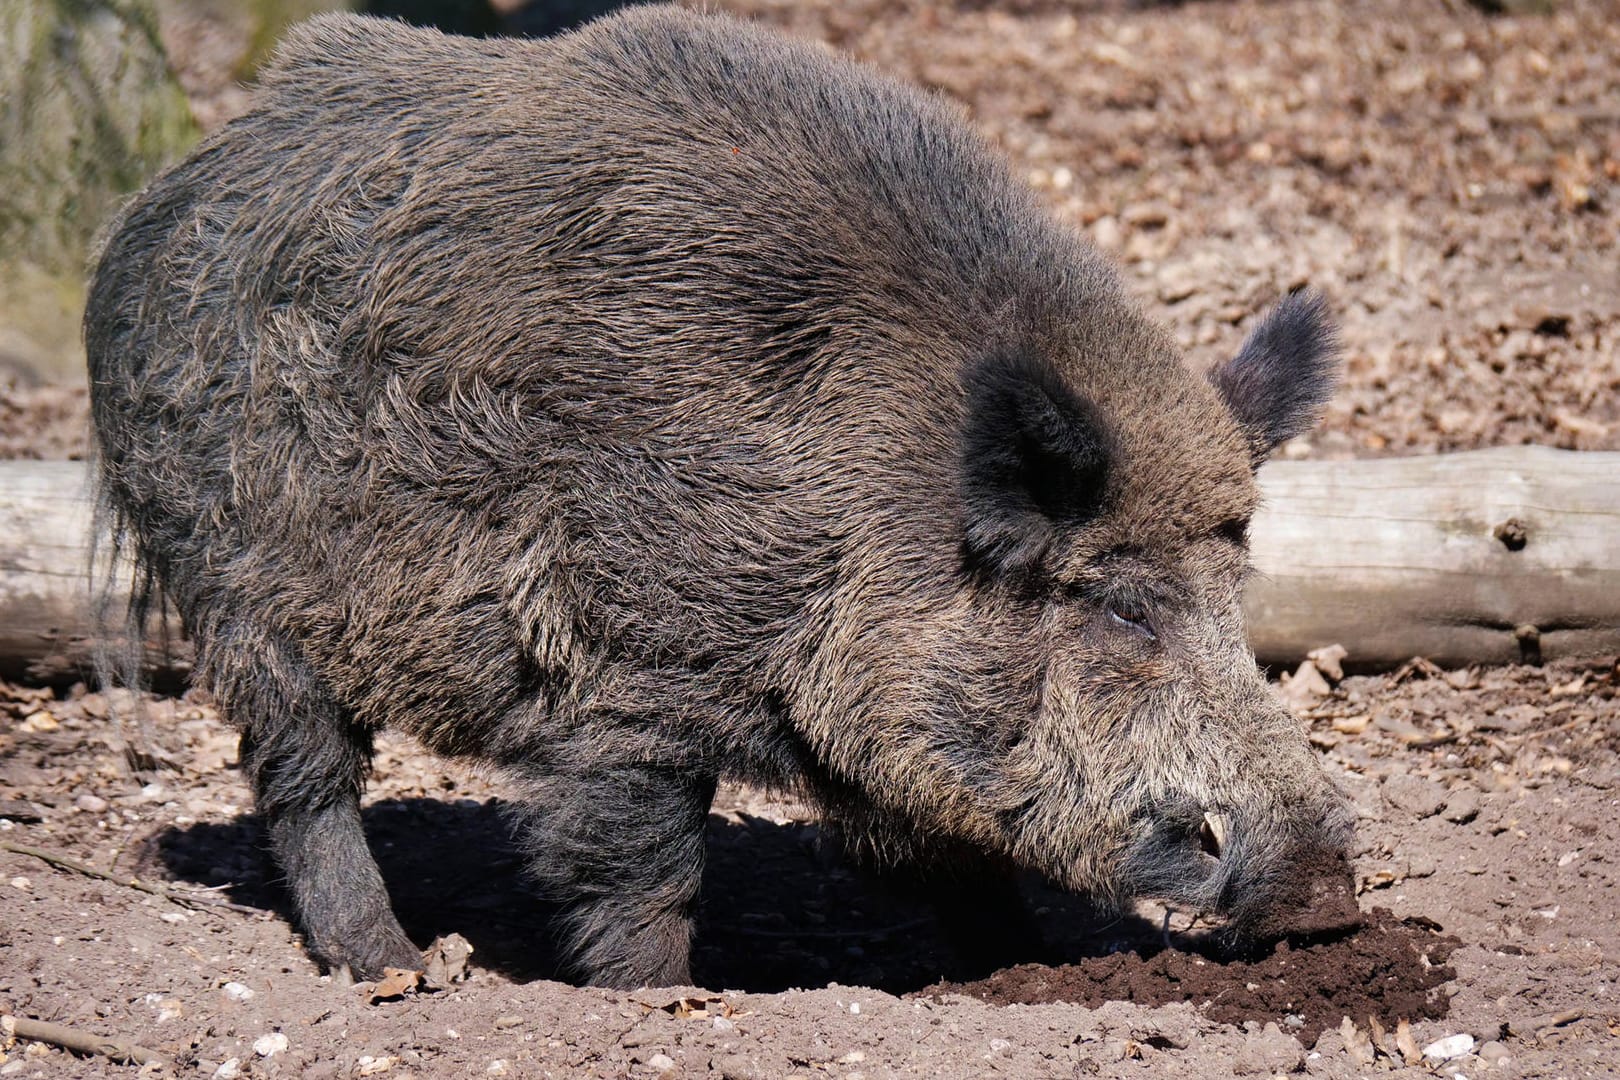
[84,5,1354,989]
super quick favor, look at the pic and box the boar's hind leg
[217,631,419,980]
[514,761,717,990]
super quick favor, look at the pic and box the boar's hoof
[308,926,423,983]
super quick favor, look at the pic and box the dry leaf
[1358,869,1400,893]
[1392,657,1443,684]
[1550,676,1588,698]
[367,967,424,1004]
[1373,713,1453,747]
[1307,644,1349,683]
[1340,1016,1375,1066]
[18,711,59,733]
[1367,1015,1389,1058]
[636,995,735,1020]
[1395,1019,1421,1065]
[1281,661,1332,709]
[423,933,474,988]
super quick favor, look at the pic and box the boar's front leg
[513,757,717,989]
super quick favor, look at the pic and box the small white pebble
[252,1032,289,1058]
[356,1055,396,1075]
[75,794,109,814]
[848,1002,861,1015]
[161,911,188,924]
[989,1038,1012,1053]
[711,1016,735,1032]
[837,1051,866,1064]
[646,1053,675,1072]
[212,1059,241,1080]
[140,783,165,800]
[221,982,255,1003]
[8,877,30,892]
[1422,1033,1475,1061]
[485,1061,510,1076]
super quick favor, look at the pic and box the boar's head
[932,289,1356,941]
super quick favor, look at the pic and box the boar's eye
[1108,606,1156,641]
[1216,517,1250,545]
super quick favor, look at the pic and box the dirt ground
[3,0,1619,1076]
[3,660,1618,1077]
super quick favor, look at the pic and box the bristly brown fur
[84,6,1350,988]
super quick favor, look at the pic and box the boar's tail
[82,186,187,754]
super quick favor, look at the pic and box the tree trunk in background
[0,0,199,382]
[0,449,1616,687]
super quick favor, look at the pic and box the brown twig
[1530,1008,1587,1041]
[0,840,265,916]
[1,1014,165,1066]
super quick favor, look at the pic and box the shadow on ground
[141,797,1156,993]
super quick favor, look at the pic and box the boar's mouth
[1118,796,1232,913]
[1119,798,1362,945]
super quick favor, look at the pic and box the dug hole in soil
[4,0,1620,1076]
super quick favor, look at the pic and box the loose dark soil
[929,908,1460,1045]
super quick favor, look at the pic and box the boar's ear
[1208,290,1340,464]
[960,351,1113,574]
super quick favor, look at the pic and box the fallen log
[0,448,1615,685]
[1246,446,1620,670]
[0,460,191,686]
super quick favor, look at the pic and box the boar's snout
[1215,800,1362,946]
[1122,792,1360,944]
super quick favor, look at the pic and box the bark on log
[0,448,1615,685]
